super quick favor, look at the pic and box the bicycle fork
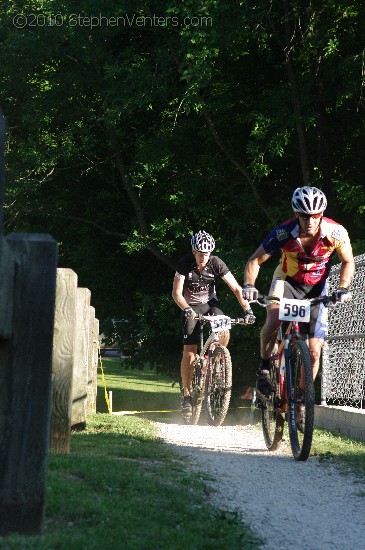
[284,335,296,430]
[196,341,216,392]
[285,332,307,431]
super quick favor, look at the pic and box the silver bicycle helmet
[291,186,327,214]
[191,230,215,253]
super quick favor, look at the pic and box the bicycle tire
[184,358,205,425]
[261,354,284,451]
[287,339,314,461]
[205,345,232,426]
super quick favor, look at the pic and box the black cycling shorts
[181,302,224,345]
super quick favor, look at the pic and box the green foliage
[334,181,365,226]
[0,0,364,375]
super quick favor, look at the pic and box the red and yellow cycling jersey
[262,217,351,285]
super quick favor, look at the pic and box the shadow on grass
[97,359,261,426]
[97,385,180,414]
[97,359,181,416]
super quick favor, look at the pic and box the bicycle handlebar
[250,292,343,308]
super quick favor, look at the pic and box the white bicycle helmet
[291,186,327,214]
[191,230,215,253]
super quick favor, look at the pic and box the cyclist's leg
[259,275,312,394]
[307,280,328,381]
[256,275,285,395]
[258,305,282,395]
[308,338,324,380]
[181,344,197,397]
[180,307,199,400]
[180,303,210,397]
[260,273,286,360]
[258,302,282,396]
[260,305,281,359]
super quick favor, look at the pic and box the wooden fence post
[50,268,78,454]
[86,307,98,415]
[93,317,100,410]
[71,287,91,429]
[0,233,57,536]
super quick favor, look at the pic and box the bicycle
[250,293,340,461]
[185,314,253,426]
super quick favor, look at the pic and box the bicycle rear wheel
[287,339,314,461]
[185,358,205,425]
[261,356,284,451]
[205,345,232,426]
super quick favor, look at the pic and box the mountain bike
[185,314,253,426]
[251,293,340,461]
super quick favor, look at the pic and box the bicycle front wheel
[205,345,232,426]
[287,339,314,461]
[261,357,284,451]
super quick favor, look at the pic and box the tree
[0,0,364,378]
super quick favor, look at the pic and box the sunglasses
[297,212,322,220]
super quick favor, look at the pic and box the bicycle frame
[198,320,220,358]
[284,323,304,413]
[268,321,309,403]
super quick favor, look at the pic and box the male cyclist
[172,230,255,417]
[242,186,355,396]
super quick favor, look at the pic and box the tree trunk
[283,0,311,185]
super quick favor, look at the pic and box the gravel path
[156,422,365,550]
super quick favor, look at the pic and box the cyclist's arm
[244,244,272,286]
[222,272,251,310]
[172,274,190,310]
[336,243,355,289]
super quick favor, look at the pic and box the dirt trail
[156,422,365,550]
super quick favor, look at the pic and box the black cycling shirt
[174,253,230,305]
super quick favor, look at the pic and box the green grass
[1,414,262,549]
[2,359,365,548]
[0,360,262,549]
[311,429,365,477]
[98,358,181,419]
[253,421,365,478]
[98,358,258,426]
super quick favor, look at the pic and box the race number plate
[278,298,310,323]
[210,316,231,332]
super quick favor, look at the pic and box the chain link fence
[322,253,365,408]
